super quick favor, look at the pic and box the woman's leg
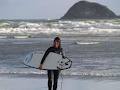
[48,70,52,90]
[53,70,59,90]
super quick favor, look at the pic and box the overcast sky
[0,0,120,19]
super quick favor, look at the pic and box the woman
[39,37,64,90]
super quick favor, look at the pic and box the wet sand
[0,76,120,90]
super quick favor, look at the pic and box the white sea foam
[0,19,120,37]
[0,66,120,77]
[76,41,100,45]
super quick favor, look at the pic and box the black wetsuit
[40,46,64,90]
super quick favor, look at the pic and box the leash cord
[60,71,63,90]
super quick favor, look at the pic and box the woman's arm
[40,48,50,64]
[39,48,50,69]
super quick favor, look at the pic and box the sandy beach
[0,76,120,90]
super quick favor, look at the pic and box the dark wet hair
[53,37,61,48]
[54,37,60,42]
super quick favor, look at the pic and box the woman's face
[54,40,60,48]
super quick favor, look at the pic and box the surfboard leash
[60,71,64,90]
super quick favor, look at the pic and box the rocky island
[61,1,117,19]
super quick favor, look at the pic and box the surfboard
[24,51,72,70]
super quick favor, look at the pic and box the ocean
[0,19,120,79]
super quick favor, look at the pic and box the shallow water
[0,36,119,79]
[0,19,120,79]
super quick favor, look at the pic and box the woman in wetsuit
[39,37,64,90]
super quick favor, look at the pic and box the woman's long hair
[53,37,61,48]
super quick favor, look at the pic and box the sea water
[0,19,120,79]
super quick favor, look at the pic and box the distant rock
[61,1,117,19]
[117,16,120,18]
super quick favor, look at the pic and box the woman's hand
[39,64,43,70]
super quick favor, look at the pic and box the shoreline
[1,73,120,81]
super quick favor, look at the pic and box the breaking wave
[0,19,120,37]
[76,41,100,45]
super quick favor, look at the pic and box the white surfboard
[24,51,72,70]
